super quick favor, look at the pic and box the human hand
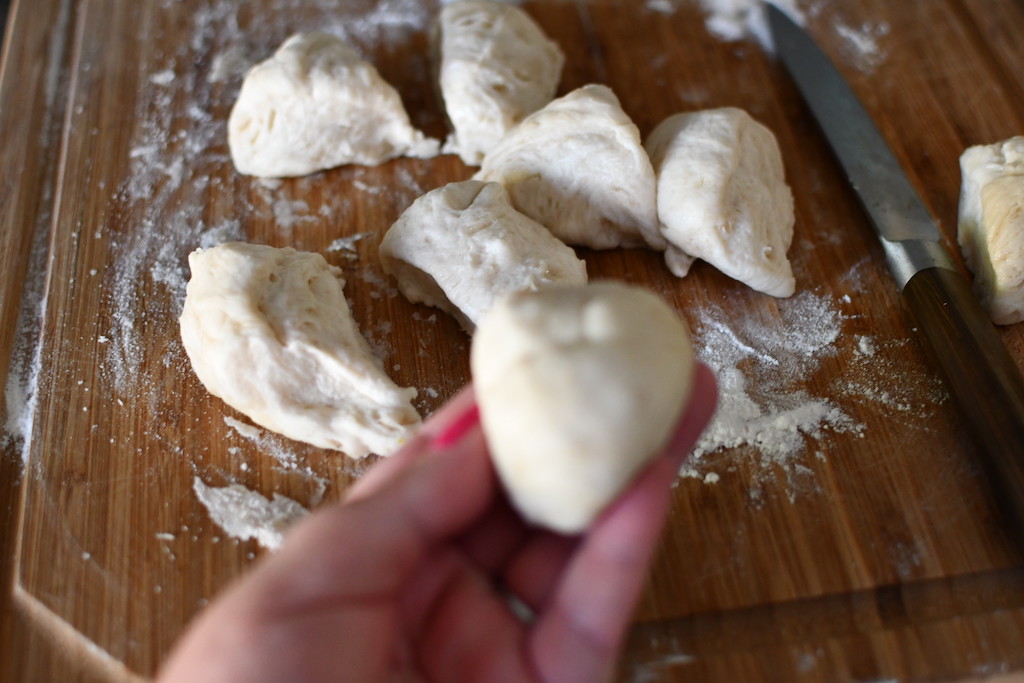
[157,364,717,683]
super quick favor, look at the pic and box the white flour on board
[702,0,806,50]
[3,0,74,460]
[192,477,309,551]
[326,231,372,251]
[834,19,890,73]
[685,0,890,72]
[220,416,356,504]
[667,0,809,51]
[682,292,860,488]
[681,289,948,500]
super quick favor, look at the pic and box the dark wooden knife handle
[903,266,1024,531]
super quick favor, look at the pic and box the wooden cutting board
[3,0,1024,680]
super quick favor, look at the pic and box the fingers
[161,388,496,683]
[662,363,719,468]
[344,385,479,504]
[261,420,493,609]
[453,363,718,624]
[403,549,535,683]
[525,363,718,683]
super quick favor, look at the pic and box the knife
[767,5,1024,531]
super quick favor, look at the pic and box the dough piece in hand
[645,107,796,298]
[179,242,421,458]
[437,0,564,166]
[474,84,665,251]
[379,180,588,330]
[958,135,1024,325]
[228,33,439,178]
[470,282,695,534]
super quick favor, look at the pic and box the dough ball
[645,107,796,298]
[474,84,664,251]
[470,282,695,533]
[380,180,587,330]
[958,135,1024,325]
[228,33,439,178]
[179,242,421,458]
[437,0,564,166]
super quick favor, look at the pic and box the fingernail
[431,404,481,449]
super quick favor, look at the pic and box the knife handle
[903,266,1024,531]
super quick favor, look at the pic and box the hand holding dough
[179,242,421,458]
[379,180,587,330]
[437,0,564,166]
[645,107,796,297]
[228,33,439,177]
[958,135,1024,325]
[470,282,695,533]
[474,84,664,251]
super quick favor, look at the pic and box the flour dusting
[697,0,806,51]
[682,289,948,499]
[688,291,861,468]
[208,44,252,83]
[326,231,372,254]
[835,19,890,72]
[193,477,309,550]
[645,0,677,13]
[2,0,74,458]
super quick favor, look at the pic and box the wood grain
[2,0,1024,681]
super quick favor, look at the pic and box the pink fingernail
[431,404,481,449]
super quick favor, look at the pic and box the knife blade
[767,5,1024,533]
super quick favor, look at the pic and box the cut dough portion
[228,32,439,178]
[645,107,796,297]
[379,180,587,330]
[958,135,1024,325]
[470,282,695,533]
[474,84,664,251]
[193,477,308,551]
[179,242,421,458]
[437,0,564,166]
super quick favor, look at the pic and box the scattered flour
[630,653,698,682]
[682,289,948,500]
[835,19,890,72]
[688,291,862,469]
[326,231,372,254]
[192,477,309,551]
[697,0,807,51]
[207,44,252,83]
[645,0,677,13]
[2,0,74,457]
[149,69,176,86]
[221,415,329,495]
[223,415,262,441]
[689,0,887,72]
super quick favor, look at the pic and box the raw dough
[437,0,564,166]
[470,282,695,533]
[227,32,439,178]
[958,135,1024,325]
[645,107,796,297]
[193,477,308,551]
[474,84,665,251]
[379,180,588,330]
[179,242,421,458]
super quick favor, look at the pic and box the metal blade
[766,4,955,288]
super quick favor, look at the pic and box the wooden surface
[2,0,1024,680]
